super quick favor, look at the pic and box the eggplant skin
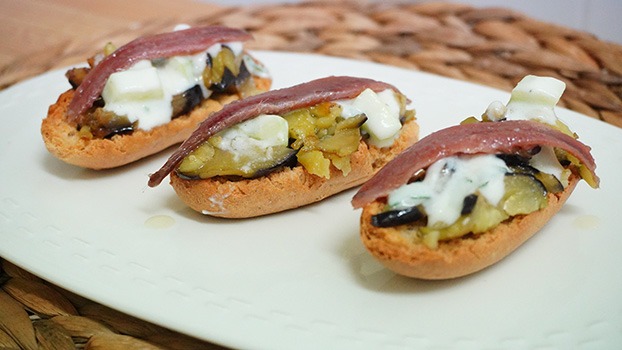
[250,148,298,179]
[461,194,478,215]
[176,147,299,181]
[66,67,90,89]
[372,206,424,227]
[172,85,204,119]
[210,60,251,93]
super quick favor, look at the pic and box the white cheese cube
[343,88,402,146]
[504,75,566,124]
[214,114,289,157]
[509,75,566,107]
[158,56,196,95]
[102,63,163,103]
[239,114,289,146]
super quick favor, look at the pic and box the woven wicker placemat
[2,1,621,127]
[1,1,621,349]
[207,1,622,127]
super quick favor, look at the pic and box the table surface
[1,1,621,349]
[1,0,226,87]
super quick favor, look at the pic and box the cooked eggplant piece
[66,67,91,89]
[336,114,367,130]
[506,163,538,176]
[497,154,531,168]
[502,173,548,216]
[177,144,298,180]
[372,205,425,227]
[80,108,135,139]
[502,155,564,193]
[211,60,251,93]
[252,148,298,178]
[461,194,478,215]
[171,85,204,118]
[213,61,249,94]
[534,172,564,193]
[203,46,250,93]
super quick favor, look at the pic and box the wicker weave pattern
[1,1,620,127]
[1,1,621,349]
[0,260,225,349]
[207,1,622,127]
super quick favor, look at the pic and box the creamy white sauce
[337,88,402,147]
[388,154,508,227]
[101,41,243,131]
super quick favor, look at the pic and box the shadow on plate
[164,186,337,227]
[338,230,486,294]
[39,149,161,181]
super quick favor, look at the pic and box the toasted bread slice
[41,77,271,169]
[359,174,579,280]
[170,118,419,218]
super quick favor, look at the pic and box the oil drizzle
[573,214,600,230]
[144,215,175,229]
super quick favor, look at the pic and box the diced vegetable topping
[149,76,410,187]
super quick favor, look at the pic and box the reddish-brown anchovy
[147,76,403,187]
[351,120,599,208]
[66,25,252,122]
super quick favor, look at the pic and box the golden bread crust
[170,118,419,218]
[41,77,272,169]
[359,175,580,280]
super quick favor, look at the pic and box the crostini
[351,75,599,279]
[42,25,271,169]
[148,76,419,218]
